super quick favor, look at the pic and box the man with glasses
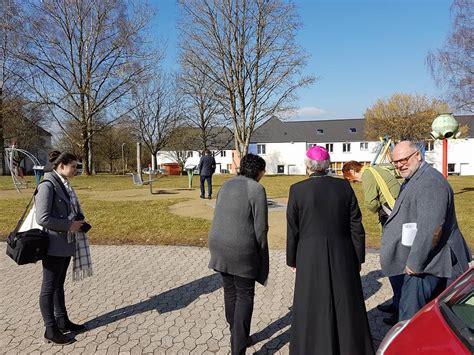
[380,140,471,322]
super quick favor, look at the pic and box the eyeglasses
[391,150,418,166]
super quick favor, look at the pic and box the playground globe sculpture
[430,113,460,178]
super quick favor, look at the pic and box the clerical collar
[309,171,328,178]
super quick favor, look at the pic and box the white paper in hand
[401,223,417,246]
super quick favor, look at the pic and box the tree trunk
[136,142,142,175]
[88,137,95,175]
[0,86,4,175]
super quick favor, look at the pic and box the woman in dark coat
[286,146,374,355]
[208,154,269,355]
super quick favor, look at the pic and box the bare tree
[3,97,47,153]
[427,0,474,113]
[163,127,196,173]
[0,0,31,174]
[129,71,182,170]
[94,124,134,173]
[364,93,450,141]
[178,62,230,151]
[177,0,315,157]
[19,0,154,175]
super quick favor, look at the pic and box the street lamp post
[121,143,126,175]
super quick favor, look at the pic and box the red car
[377,266,474,354]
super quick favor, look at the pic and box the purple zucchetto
[306,145,330,161]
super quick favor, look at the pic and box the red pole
[442,138,448,178]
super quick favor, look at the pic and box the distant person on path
[381,140,471,322]
[287,146,374,355]
[208,154,269,355]
[198,149,216,199]
[342,160,402,325]
[35,150,93,344]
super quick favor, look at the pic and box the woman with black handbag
[35,151,93,344]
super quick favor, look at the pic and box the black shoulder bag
[6,183,51,265]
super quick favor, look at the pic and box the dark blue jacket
[198,154,216,176]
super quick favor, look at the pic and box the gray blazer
[208,175,269,285]
[35,172,75,257]
[381,163,471,279]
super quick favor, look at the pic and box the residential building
[249,115,474,176]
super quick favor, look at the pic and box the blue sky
[150,0,453,120]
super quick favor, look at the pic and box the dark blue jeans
[40,256,71,327]
[221,272,255,355]
[389,274,405,310]
[200,175,213,198]
[398,274,447,321]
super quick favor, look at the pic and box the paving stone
[0,244,398,354]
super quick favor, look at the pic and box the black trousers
[221,272,256,355]
[200,175,213,198]
[40,255,71,327]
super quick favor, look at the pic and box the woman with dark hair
[35,150,93,344]
[287,146,374,354]
[208,154,269,355]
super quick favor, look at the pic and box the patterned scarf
[63,179,93,282]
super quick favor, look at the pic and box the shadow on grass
[150,190,179,195]
[454,187,474,195]
[84,273,221,330]
[253,270,386,353]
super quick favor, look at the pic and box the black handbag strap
[12,180,54,235]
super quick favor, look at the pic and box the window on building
[360,142,368,151]
[349,128,357,133]
[325,143,334,152]
[448,163,455,173]
[316,129,324,134]
[257,144,266,155]
[277,165,284,174]
[198,152,202,157]
[227,164,232,170]
[220,150,226,157]
[187,151,193,158]
[424,140,434,152]
[343,143,351,153]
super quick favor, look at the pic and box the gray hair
[305,156,330,172]
[397,140,425,161]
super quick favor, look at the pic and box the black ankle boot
[56,316,86,333]
[44,325,74,345]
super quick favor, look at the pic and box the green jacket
[361,166,400,214]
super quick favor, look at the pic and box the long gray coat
[381,163,471,279]
[208,175,269,285]
[35,172,75,257]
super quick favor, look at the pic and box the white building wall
[315,141,379,163]
[249,142,307,174]
[425,138,474,176]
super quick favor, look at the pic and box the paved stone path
[0,244,394,354]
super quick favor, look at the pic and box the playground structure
[371,136,394,167]
[431,113,461,178]
[4,146,45,193]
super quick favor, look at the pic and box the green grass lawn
[0,174,472,250]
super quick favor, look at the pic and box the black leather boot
[56,316,86,333]
[44,325,74,345]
